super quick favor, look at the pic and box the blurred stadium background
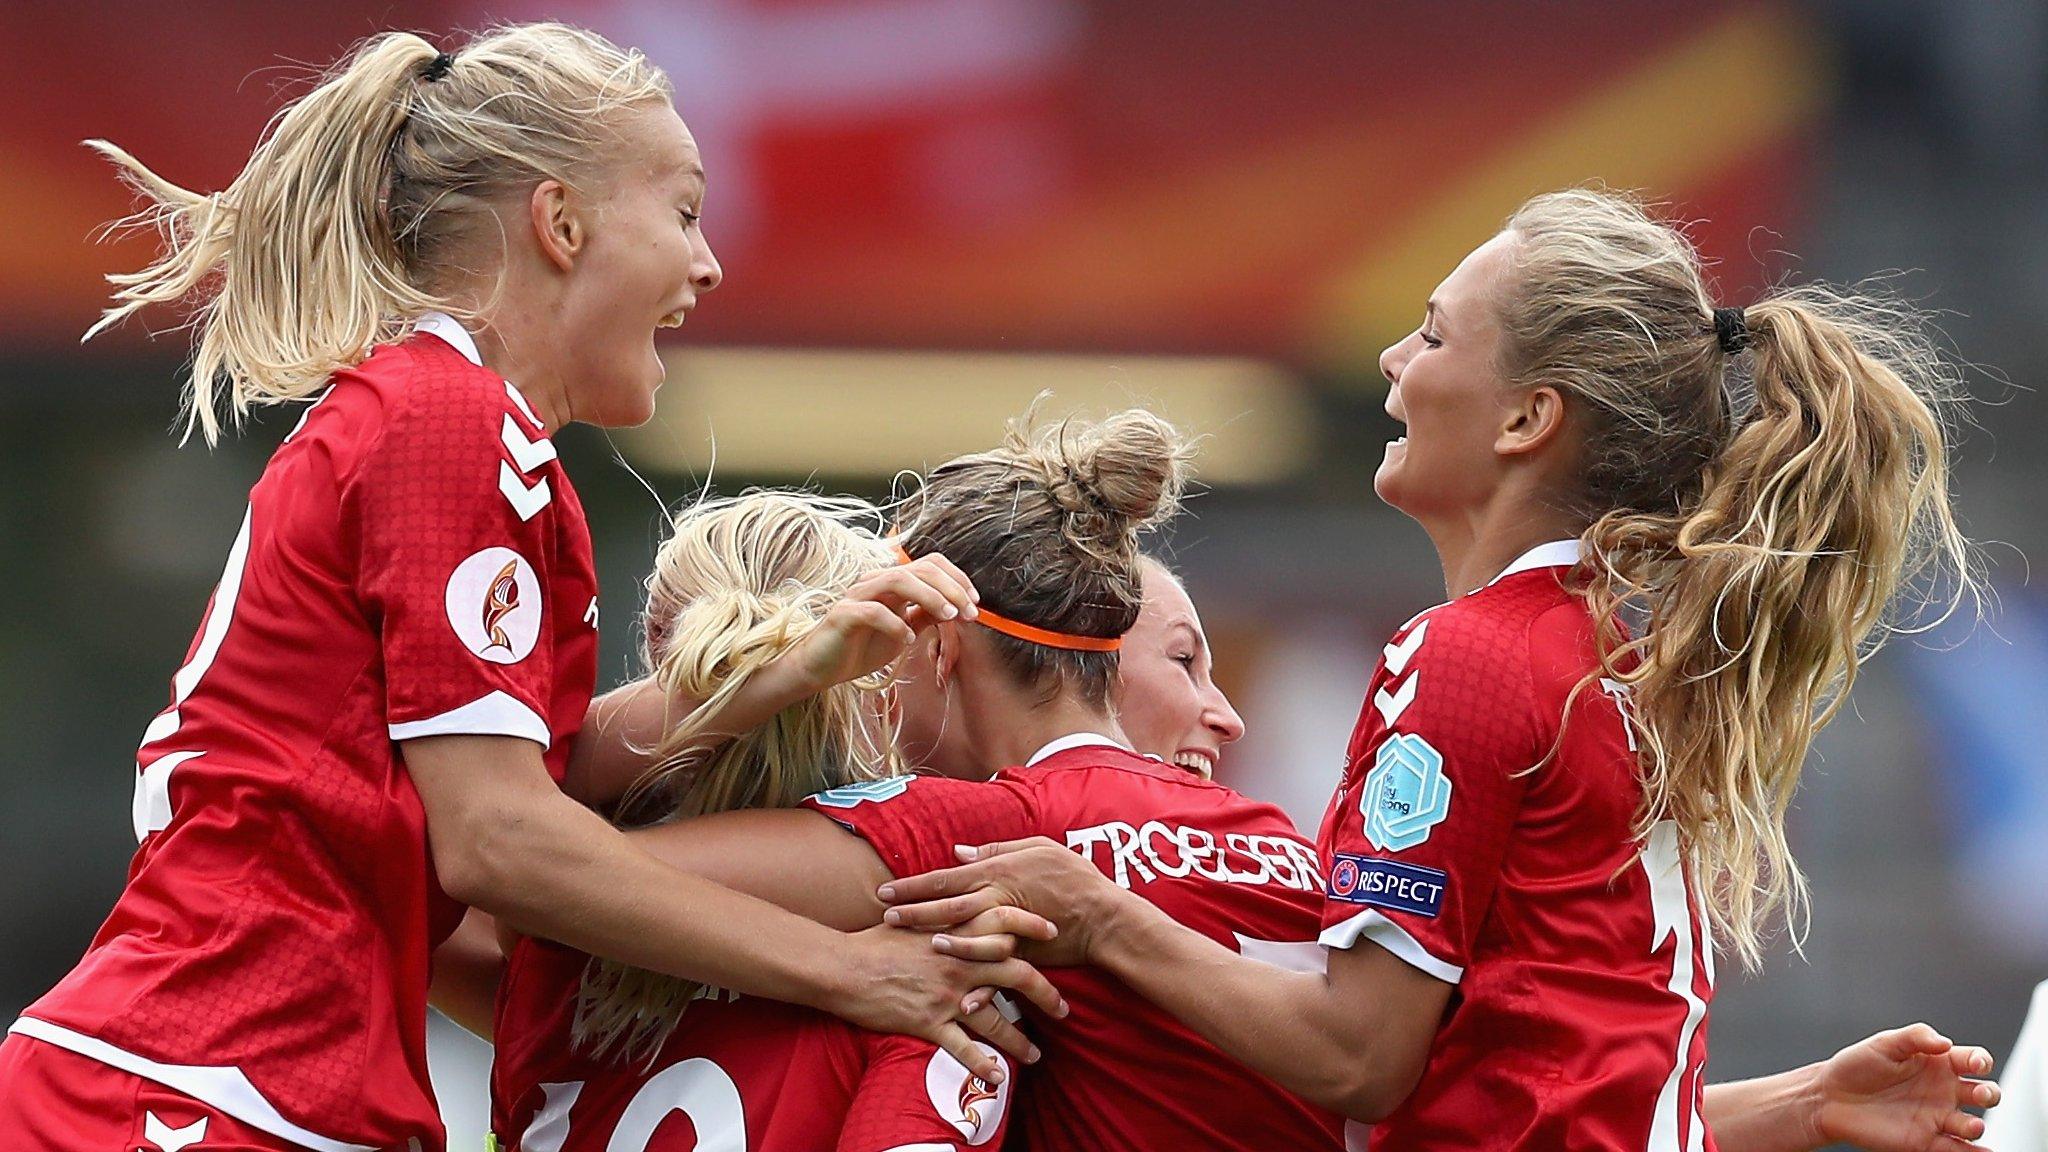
[3,0,2043,1145]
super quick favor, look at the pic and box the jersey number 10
[520,1058,745,1152]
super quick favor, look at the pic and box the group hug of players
[0,20,2008,1152]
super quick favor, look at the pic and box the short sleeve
[837,1036,1014,1152]
[351,361,563,748]
[798,775,1039,879]
[1319,609,1538,983]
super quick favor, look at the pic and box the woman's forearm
[410,732,859,1011]
[407,732,1050,1085]
[1086,893,1424,1121]
[562,678,668,808]
[628,808,894,931]
[1702,1066,1826,1152]
[564,660,825,810]
[465,779,859,1012]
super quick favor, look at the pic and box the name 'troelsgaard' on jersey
[801,739,1345,1152]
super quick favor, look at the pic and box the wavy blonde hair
[573,491,899,1062]
[84,23,671,444]
[1494,189,1976,967]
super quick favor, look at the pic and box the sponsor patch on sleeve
[1359,732,1453,851]
[1327,853,1449,918]
[809,775,915,808]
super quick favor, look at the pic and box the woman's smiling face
[1373,231,1518,521]
[1112,559,1244,779]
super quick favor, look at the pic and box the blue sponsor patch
[1326,853,1448,918]
[1360,732,1452,851]
[809,775,914,808]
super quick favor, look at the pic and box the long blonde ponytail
[1497,190,1976,967]
[574,491,900,1062]
[85,24,671,444]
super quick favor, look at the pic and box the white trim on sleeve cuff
[389,690,551,749]
[7,1017,376,1152]
[878,1145,957,1152]
[1318,908,1464,984]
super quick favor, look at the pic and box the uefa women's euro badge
[1361,733,1453,852]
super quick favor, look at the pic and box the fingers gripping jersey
[15,320,599,1152]
[801,749,1344,1152]
[491,937,1011,1152]
[1317,549,1717,1152]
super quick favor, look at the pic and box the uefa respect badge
[1360,733,1453,851]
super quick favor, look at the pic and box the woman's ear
[1497,384,1567,458]
[528,179,585,273]
[929,621,960,691]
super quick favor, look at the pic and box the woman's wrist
[1081,878,1170,970]
[1702,1062,1830,1152]
[1797,1057,1841,1150]
[1784,1061,1833,1152]
[791,926,867,1014]
[758,642,837,705]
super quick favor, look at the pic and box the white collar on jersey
[1025,731,1129,767]
[413,311,483,367]
[1481,538,1584,590]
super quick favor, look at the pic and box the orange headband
[893,547,1124,653]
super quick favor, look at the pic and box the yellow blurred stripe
[1311,6,1829,373]
[620,346,1314,484]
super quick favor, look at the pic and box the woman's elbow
[1320,1057,1424,1123]
[432,802,546,909]
[1328,1083,1402,1125]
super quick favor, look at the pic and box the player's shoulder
[387,328,535,435]
[1401,567,1584,673]
[1367,577,1584,758]
[1027,746,1294,822]
[318,327,532,447]
[311,330,559,522]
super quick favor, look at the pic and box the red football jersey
[1317,541,1716,1152]
[492,936,1013,1152]
[800,739,1345,1152]
[12,315,600,1152]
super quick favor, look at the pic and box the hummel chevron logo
[499,461,552,521]
[1382,620,1429,676]
[504,381,543,429]
[1374,673,1419,727]
[501,414,557,473]
[143,1111,208,1152]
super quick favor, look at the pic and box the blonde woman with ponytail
[1,26,1048,1152]
[880,189,1984,1152]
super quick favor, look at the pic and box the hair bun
[1013,406,1192,562]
